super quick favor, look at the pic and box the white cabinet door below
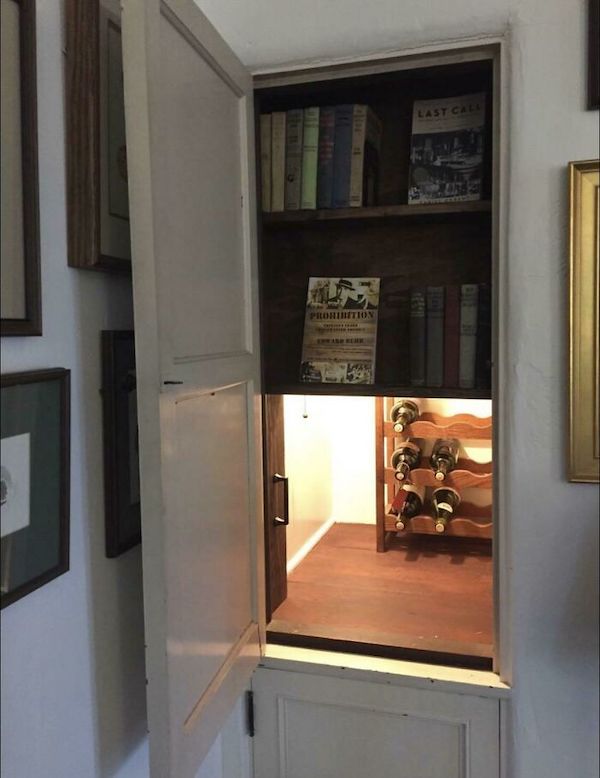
[252,667,499,778]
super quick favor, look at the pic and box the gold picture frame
[569,160,599,482]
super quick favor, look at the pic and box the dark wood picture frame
[0,0,41,336]
[66,0,131,272]
[589,0,600,110]
[102,331,141,557]
[0,369,70,609]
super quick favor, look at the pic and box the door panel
[253,667,500,778]
[155,10,249,362]
[121,0,264,775]
[168,384,253,713]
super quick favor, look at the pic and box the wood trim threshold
[266,384,492,400]
[268,619,493,672]
[262,201,492,225]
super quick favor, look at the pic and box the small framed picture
[102,331,141,556]
[66,0,131,271]
[1,369,70,609]
[589,0,599,110]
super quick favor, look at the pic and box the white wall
[196,1,599,777]
[284,395,335,566]
[283,395,376,558]
[0,2,148,776]
[283,395,376,570]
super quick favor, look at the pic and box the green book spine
[300,107,320,210]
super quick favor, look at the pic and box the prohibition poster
[300,277,380,384]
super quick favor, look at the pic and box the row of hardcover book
[409,283,491,390]
[260,105,382,212]
[260,92,487,212]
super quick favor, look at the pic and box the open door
[120,1,264,775]
[263,395,287,620]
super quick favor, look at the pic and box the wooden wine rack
[376,398,493,551]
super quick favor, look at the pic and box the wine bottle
[432,486,461,533]
[390,440,421,482]
[430,438,459,481]
[391,484,425,530]
[389,399,419,432]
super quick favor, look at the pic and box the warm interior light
[283,394,492,570]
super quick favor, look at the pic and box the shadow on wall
[74,270,147,777]
[555,507,599,665]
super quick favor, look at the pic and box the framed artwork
[569,160,599,482]
[66,0,131,272]
[102,331,141,556]
[1,369,70,609]
[0,0,41,336]
[589,0,599,110]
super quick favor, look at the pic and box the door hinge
[246,690,255,738]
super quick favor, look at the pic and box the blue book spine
[331,105,354,208]
[426,286,445,388]
[316,107,336,209]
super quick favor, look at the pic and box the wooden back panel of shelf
[262,215,492,391]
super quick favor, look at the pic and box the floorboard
[270,523,493,664]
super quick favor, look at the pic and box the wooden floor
[270,523,493,668]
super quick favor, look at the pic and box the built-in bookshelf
[255,57,494,398]
[257,48,498,667]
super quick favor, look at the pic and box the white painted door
[120,1,264,776]
[252,667,500,778]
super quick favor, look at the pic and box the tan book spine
[260,114,272,212]
[284,109,304,210]
[349,105,367,207]
[270,112,286,212]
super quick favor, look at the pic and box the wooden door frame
[252,33,512,686]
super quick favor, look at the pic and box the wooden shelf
[263,200,492,226]
[384,463,492,490]
[267,384,492,400]
[384,510,492,539]
[384,412,492,440]
[385,517,492,538]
